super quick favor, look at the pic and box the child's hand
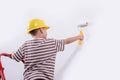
[77,34,84,40]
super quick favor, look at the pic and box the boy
[1,19,84,80]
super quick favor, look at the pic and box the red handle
[0,54,6,80]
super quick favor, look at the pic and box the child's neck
[33,35,46,39]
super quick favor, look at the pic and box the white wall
[0,0,120,80]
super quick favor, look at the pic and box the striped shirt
[12,38,65,80]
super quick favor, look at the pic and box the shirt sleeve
[12,46,24,62]
[55,39,65,52]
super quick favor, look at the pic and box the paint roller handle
[78,30,84,45]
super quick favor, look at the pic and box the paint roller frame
[77,22,88,45]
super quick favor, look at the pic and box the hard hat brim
[27,26,50,34]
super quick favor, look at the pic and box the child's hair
[29,29,39,36]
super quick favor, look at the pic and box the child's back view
[1,19,83,80]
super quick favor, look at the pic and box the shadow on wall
[55,45,83,80]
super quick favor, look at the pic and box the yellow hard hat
[27,19,50,34]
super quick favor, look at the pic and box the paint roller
[78,22,88,45]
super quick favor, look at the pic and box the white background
[0,0,120,80]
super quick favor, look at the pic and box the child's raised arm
[64,34,84,44]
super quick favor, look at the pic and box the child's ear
[39,29,43,33]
